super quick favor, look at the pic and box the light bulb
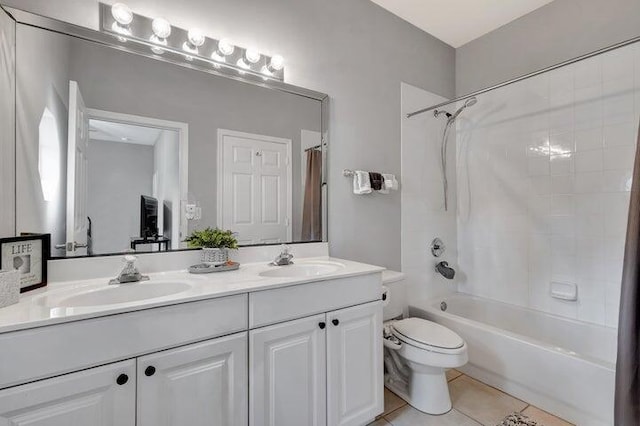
[269,55,284,71]
[244,49,261,64]
[152,17,171,39]
[111,3,133,26]
[187,28,205,47]
[218,39,235,56]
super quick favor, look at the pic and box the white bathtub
[410,293,616,426]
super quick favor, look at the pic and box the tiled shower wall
[456,42,640,328]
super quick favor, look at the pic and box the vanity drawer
[249,273,381,328]
[0,294,247,389]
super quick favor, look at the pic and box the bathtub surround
[456,41,640,327]
[615,119,640,424]
[2,0,456,271]
[401,83,458,303]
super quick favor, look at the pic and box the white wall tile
[453,42,637,328]
[574,149,603,172]
[575,127,603,152]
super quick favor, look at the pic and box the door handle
[318,322,326,329]
[332,319,340,326]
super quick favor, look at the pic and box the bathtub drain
[440,301,447,311]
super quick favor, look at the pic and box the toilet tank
[382,270,406,321]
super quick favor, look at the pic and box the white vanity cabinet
[249,301,383,426]
[250,313,328,426]
[0,267,384,426]
[327,302,383,426]
[137,332,248,426]
[0,333,248,426]
[0,359,136,425]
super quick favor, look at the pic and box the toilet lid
[392,318,464,350]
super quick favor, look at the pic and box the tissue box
[0,270,20,308]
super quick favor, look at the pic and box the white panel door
[219,130,292,245]
[327,301,383,426]
[66,80,89,256]
[0,359,135,426]
[137,332,248,426]
[250,314,326,426]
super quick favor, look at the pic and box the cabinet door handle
[332,319,340,326]
[319,322,326,329]
[145,366,156,377]
[116,373,129,385]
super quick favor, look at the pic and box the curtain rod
[406,35,640,119]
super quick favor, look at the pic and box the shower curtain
[616,119,640,425]
[301,149,322,241]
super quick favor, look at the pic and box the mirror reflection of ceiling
[89,120,163,146]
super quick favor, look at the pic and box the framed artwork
[0,234,50,292]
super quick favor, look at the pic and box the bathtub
[410,293,616,426]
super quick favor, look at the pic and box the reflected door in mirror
[219,130,292,245]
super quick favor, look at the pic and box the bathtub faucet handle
[435,261,455,280]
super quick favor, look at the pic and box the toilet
[382,270,468,415]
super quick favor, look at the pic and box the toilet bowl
[382,271,468,415]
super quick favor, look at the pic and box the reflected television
[140,195,159,239]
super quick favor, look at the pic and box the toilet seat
[391,318,465,354]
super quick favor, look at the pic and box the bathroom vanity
[0,257,384,426]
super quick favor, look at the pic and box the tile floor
[370,370,574,426]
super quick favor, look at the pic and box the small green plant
[185,227,238,250]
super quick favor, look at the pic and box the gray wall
[5,0,456,270]
[87,139,154,254]
[456,0,640,96]
[0,8,15,239]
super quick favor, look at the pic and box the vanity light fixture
[183,28,205,59]
[99,3,285,81]
[211,38,235,62]
[262,54,284,75]
[237,48,261,72]
[150,17,171,54]
[110,3,133,39]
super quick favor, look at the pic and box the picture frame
[0,234,50,293]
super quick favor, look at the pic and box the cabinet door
[327,301,383,426]
[137,332,248,426]
[0,359,135,426]
[250,314,326,426]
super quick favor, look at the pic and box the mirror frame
[2,5,330,259]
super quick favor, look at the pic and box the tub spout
[436,261,455,280]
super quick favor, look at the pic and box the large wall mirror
[2,6,328,258]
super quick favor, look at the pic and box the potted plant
[184,227,238,265]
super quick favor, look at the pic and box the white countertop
[0,257,385,334]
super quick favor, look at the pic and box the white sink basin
[36,281,193,308]
[259,261,345,278]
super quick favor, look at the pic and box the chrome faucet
[271,245,294,266]
[109,255,150,284]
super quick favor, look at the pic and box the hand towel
[383,173,399,190]
[353,170,372,194]
[369,172,384,191]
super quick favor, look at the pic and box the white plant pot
[201,248,228,266]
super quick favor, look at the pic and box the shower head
[464,97,478,108]
[448,96,477,123]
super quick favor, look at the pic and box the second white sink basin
[259,261,345,278]
[37,281,193,308]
